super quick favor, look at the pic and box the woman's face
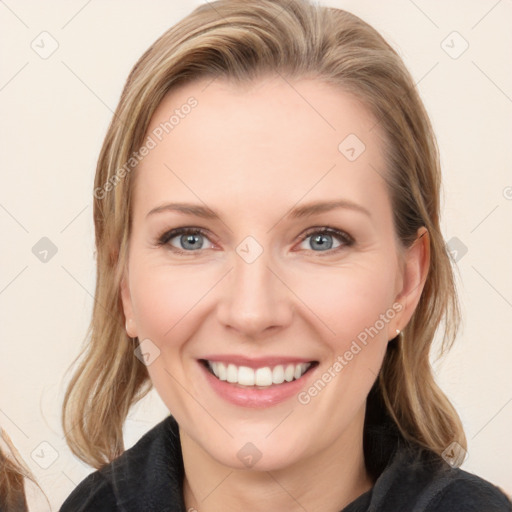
[121,76,427,471]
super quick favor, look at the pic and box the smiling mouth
[199,359,319,387]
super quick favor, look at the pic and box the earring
[396,329,401,336]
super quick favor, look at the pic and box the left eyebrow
[287,199,371,219]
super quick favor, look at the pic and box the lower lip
[198,361,317,408]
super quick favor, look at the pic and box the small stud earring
[396,329,401,336]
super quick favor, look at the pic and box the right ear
[120,270,138,338]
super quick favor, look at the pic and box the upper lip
[200,355,317,369]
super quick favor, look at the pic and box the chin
[204,433,307,472]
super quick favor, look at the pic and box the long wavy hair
[61,0,466,469]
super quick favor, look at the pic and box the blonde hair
[62,0,466,469]
[0,427,49,511]
[0,428,29,511]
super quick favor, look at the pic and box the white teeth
[238,366,254,386]
[207,361,312,387]
[255,367,273,386]
[272,365,285,384]
[217,362,227,381]
[226,364,238,383]
[284,364,295,382]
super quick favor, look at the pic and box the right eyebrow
[146,202,218,219]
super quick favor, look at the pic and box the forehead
[134,75,389,220]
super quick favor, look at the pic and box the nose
[216,244,293,338]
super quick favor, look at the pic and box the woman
[59,0,512,510]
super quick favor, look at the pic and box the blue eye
[158,228,214,253]
[298,227,354,254]
[157,226,354,255]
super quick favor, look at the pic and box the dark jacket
[59,386,512,511]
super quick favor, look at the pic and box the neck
[180,410,373,512]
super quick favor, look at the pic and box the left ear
[120,269,138,338]
[393,226,430,332]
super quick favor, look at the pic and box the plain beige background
[0,0,511,509]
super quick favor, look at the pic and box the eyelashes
[299,226,354,253]
[157,227,214,253]
[156,226,354,256]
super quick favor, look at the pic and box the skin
[120,75,429,512]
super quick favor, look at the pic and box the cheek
[294,261,397,345]
[129,263,208,407]
[129,262,210,341]
[293,267,394,416]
